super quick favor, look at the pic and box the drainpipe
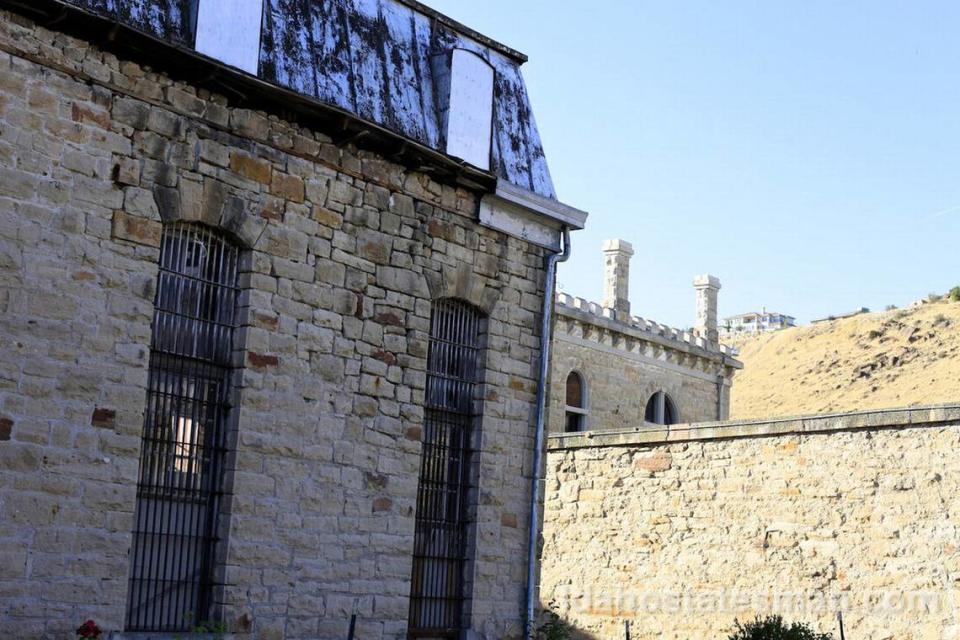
[525,227,570,639]
[716,373,724,421]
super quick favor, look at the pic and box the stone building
[549,240,741,434]
[0,1,587,639]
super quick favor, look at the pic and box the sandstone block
[231,151,272,185]
[111,210,161,247]
[271,172,305,203]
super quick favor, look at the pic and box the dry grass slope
[729,300,960,419]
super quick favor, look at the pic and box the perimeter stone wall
[540,406,960,640]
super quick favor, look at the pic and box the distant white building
[723,309,797,335]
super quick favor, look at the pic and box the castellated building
[0,1,587,639]
[549,240,742,434]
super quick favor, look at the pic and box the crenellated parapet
[555,291,742,370]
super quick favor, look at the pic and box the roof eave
[4,0,500,191]
[5,0,591,247]
[494,181,588,231]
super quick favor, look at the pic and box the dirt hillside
[728,300,960,420]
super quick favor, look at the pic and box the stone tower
[694,274,721,342]
[602,239,633,320]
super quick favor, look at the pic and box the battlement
[555,292,740,359]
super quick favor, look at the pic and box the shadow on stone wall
[535,600,602,640]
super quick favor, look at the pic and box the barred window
[126,224,240,632]
[408,299,485,637]
[645,391,679,426]
[564,371,588,432]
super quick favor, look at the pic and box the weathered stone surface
[541,408,960,640]
[230,151,272,185]
[111,210,161,247]
[0,10,544,640]
[114,157,141,186]
[270,172,305,203]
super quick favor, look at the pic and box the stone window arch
[645,390,679,426]
[565,370,588,432]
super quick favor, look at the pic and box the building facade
[722,310,797,335]
[0,2,586,638]
[549,240,741,435]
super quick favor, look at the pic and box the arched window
[645,391,679,426]
[409,298,486,636]
[565,371,588,432]
[127,224,241,632]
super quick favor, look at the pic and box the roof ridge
[393,0,528,63]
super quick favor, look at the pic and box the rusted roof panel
[62,0,557,199]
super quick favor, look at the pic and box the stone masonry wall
[540,405,960,640]
[0,11,548,639]
[549,319,732,433]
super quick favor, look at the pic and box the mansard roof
[54,0,559,201]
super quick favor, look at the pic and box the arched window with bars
[645,391,679,426]
[408,298,486,637]
[564,371,588,432]
[126,224,241,632]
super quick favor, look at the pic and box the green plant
[193,621,228,634]
[536,601,574,640]
[950,286,960,302]
[173,617,228,639]
[727,615,833,640]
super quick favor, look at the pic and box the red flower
[76,619,102,639]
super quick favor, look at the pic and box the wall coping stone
[547,402,960,450]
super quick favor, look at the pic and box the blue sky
[429,0,960,328]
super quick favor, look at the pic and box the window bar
[409,299,483,637]
[126,224,239,632]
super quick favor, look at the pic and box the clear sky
[428,0,960,328]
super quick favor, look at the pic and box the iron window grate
[408,299,484,638]
[126,224,240,632]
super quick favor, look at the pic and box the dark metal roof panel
[76,0,194,45]
[62,0,557,199]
